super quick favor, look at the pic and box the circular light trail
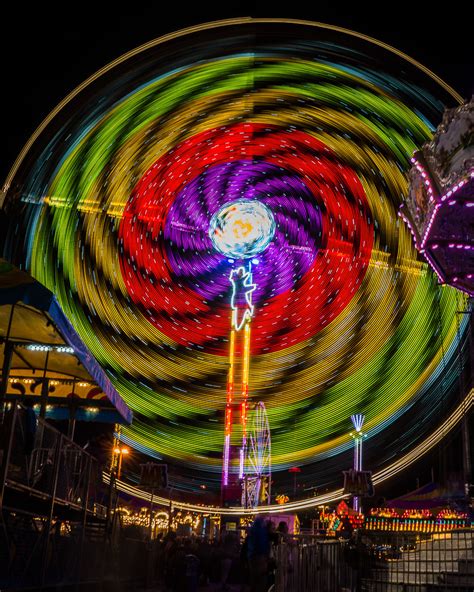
[2,19,466,493]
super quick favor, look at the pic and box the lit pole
[455,301,473,504]
[110,423,121,472]
[107,444,129,534]
[350,414,365,513]
[288,467,301,498]
[114,446,129,479]
[223,262,255,500]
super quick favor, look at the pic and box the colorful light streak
[223,327,236,487]
[2,19,466,492]
[103,388,474,515]
[224,263,254,492]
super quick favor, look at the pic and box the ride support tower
[222,263,255,503]
[208,199,275,505]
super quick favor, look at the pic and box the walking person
[220,531,238,590]
[183,539,200,592]
[247,516,270,592]
[266,520,278,589]
[240,532,250,592]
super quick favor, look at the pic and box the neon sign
[230,264,256,331]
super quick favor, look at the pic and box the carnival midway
[0,16,473,592]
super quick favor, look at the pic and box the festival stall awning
[386,481,466,510]
[0,260,132,425]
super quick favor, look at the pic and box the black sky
[2,1,472,183]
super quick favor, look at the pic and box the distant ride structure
[243,401,272,508]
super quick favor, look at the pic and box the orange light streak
[241,321,251,438]
[225,329,236,436]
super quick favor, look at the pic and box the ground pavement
[130,583,243,592]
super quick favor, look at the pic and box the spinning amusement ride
[210,199,274,505]
[2,19,471,507]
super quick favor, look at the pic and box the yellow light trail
[104,389,473,515]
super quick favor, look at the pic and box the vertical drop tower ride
[223,263,255,500]
[209,199,274,505]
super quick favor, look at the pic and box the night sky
[2,2,472,500]
[2,2,472,183]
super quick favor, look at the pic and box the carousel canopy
[0,260,132,424]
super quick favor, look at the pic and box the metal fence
[1,406,473,591]
[273,530,474,592]
[1,404,99,510]
[274,535,356,592]
[358,529,474,592]
[0,404,114,590]
[0,513,150,590]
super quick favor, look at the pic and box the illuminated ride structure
[2,19,471,502]
[400,99,474,295]
[0,264,133,589]
[244,401,271,508]
[400,97,473,500]
[209,199,274,506]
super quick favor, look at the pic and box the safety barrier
[274,530,474,592]
[273,535,355,591]
[1,404,99,510]
[361,529,474,591]
[0,404,110,590]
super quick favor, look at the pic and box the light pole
[114,446,129,479]
[350,414,365,513]
[288,467,301,498]
[168,486,175,533]
[455,301,473,503]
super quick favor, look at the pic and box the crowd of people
[152,516,289,592]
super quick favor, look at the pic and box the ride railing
[274,534,356,592]
[274,529,474,592]
[0,403,98,511]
